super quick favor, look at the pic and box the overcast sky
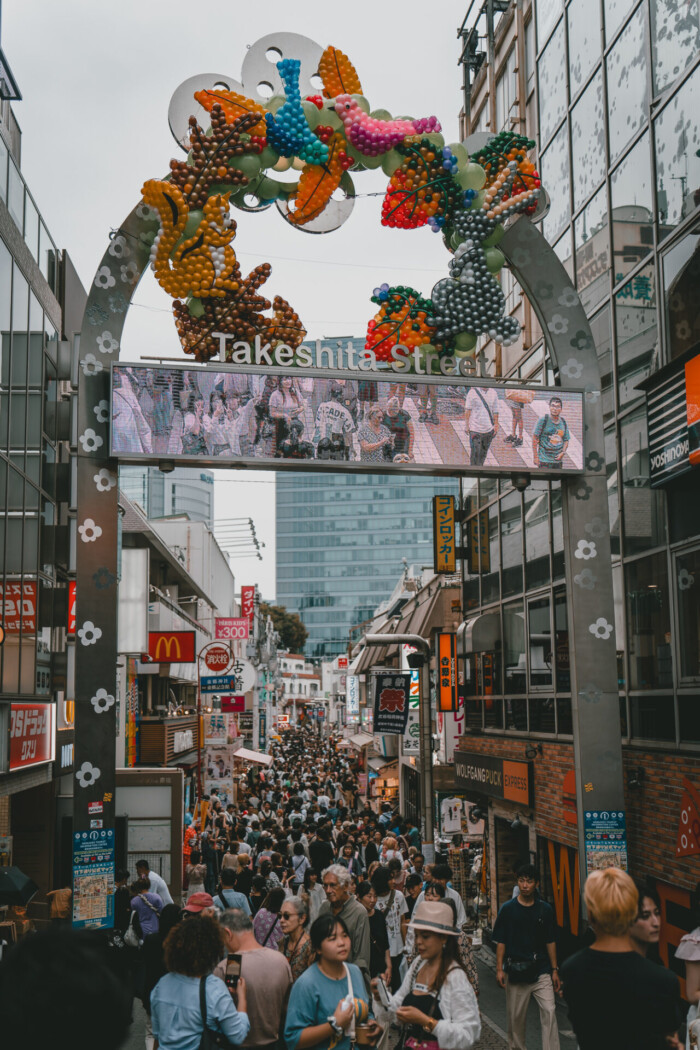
[5,1,465,599]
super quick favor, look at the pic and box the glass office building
[119,465,215,526]
[276,471,458,658]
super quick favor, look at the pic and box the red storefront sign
[147,631,196,663]
[216,617,250,641]
[337,656,348,670]
[241,586,255,624]
[221,695,245,712]
[0,581,37,634]
[9,703,55,770]
[68,581,76,635]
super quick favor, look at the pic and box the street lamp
[359,633,435,860]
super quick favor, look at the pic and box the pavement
[120,949,579,1050]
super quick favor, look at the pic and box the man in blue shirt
[533,397,570,469]
[215,868,251,915]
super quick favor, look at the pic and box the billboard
[147,631,196,663]
[9,703,55,771]
[111,363,585,476]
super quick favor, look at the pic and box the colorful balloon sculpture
[139,38,542,366]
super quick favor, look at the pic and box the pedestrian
[253,887,286,951]
[279,896,314,982]
[284,914,380,1050]
[560,868,681,1050]
[493,863,560,1050]
[318,864,371,986]
[413,865,466,926]
[371,900,481,1049]
[130,877,163,938]
[114,869,131,934]
[235,853,254,898]
[185,849,207,902]
[371,865,408,992]
[290,842,311,892]
[183,891,218,919]
[135,859,173,906]
[45,885,72,929]
[215,908,293,1050]
[404,873,423,918]
[302,868,326,925]
[532,396,570,469]
[249,875,267,916]
[357,880,391,983]
[141,903,182,1050]
[215,868,252,915]
[629,880,662,958]
[151,916,249,1050]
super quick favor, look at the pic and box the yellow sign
[432,495,456,574]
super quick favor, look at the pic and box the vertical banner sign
[72,828,115,929]
[373,673,411,735]
[401,644,420,755]
[687,353,700,465]
[437,633,459,712]
[241,586,255,624]
[346,675,360,719]
[467,510,491,574]
[432,495,457,574]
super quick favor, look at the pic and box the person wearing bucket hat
[371,902,480,1049]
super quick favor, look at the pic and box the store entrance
[494,815,530,913]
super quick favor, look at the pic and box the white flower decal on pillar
[76,762,101,788]
[90,689,115,714]
[94,400,110,423]
[589,618,613,640]
[94,468,117,492]
[78,518,102,543]
[77,621,102,646]
[79,429,104,453]
[94,266,116,289]
[80,354,103,376]
[96,331,119,354]
[574,540,597,560]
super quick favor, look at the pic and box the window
[7,158,23,232]
[630,695,675,741]
[650,0,700,96]
[501,491,523,597]
[554,588,570,692]
[615,263,657,407]
[571,72,605,209]
[504,602,526,694]
[626,553,672,690]
[528,595,553,689]
[654,65,700,239]
[537,0,563,48]
[676,549,700,681]
[575,188,610,315]
[538,20,567,145]
[611,135,653,281]
[590,306,614,424]
[606,7,648,162]
[541,125,570,242]
[662,227,700,361]
[619,407,667,554]
[567,0,601,96]
[495,49,517,132]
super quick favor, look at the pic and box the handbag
[198,976,236,1050]
[124,911,140,949]
[505,958,541,984]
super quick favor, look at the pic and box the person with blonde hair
[561,867,681,1049]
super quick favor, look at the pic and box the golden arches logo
[154,635,181,661]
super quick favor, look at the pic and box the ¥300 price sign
[215,618,250,641]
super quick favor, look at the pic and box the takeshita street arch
[72,33,623,909]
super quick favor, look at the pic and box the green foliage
[260,602,308,654]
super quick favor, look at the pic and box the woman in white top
[372,901,480,1050]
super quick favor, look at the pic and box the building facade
[456,0,700,974]
[119,465,215,526]
[0,73,87,916]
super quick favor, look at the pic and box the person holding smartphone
[285,915,381,1050]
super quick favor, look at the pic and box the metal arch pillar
[73,204,623,902]
[501,217,623,892]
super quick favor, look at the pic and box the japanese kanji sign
[436,632,459,712]
[433,495,457,574]
[241,586,255,624]
[373,673,411,735]
[9,703,55,770]
[0,581,37,633]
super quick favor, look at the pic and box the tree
[260,602,308,654]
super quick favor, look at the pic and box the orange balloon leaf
[288,133,345,226]
[194,87,267,137]
[318,46,363,99]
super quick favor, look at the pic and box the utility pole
[360,633,434,860]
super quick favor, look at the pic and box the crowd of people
[1,726,699,1050]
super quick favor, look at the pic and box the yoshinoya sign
[641,349,699,487]
[111,363,585,478]
[454,751,532,806]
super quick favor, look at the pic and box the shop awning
[368,757,398,773]
[232,747,273,767]
[349,732,375,750]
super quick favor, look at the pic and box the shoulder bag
[198,976,236,1050]
[124,910,141,949]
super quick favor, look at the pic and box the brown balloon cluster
[168,106,261,211]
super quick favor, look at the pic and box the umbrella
[0,866,39,906]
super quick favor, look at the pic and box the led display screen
[111,363,584,475]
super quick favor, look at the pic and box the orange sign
[686,353,700,466]
[436,632,458,712]
[547,840,580,936]
[503,760,531,804]
[147,631,196,663]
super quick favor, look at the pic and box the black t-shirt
[492,896,556,977]
[368,909,390,978]
[560,948,681,1050]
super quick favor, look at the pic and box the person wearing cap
[371,900,481,1050]
[184,891,218,919]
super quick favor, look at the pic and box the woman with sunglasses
[279,896,313,982]
[285,915,381,1050]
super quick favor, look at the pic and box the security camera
[511,472,531,492]
[158,460,175,474]
[406,652,425,669]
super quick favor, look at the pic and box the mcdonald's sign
[147,631,196,663]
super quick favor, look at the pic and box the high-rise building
[119,465,215,526]
[277,472,459,658]
[450,0,700,957]
[0,52,87,905]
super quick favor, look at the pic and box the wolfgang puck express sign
[455,751,532,805]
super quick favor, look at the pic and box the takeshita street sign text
[111,361,585,478]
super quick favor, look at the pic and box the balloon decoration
[139,36,542,366]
